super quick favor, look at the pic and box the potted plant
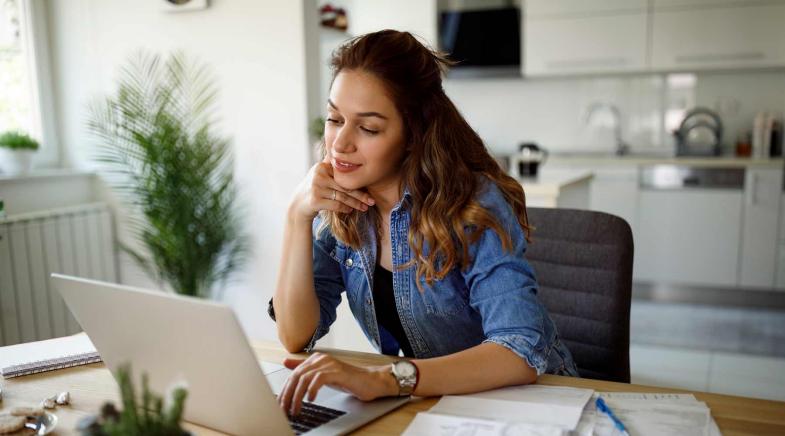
[0,130,39,175]
[88,52,248,298]
[78,364,190,436]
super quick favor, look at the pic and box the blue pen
[595,397,630,436]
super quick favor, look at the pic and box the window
[0,0,34,134]
[0,0,58,168]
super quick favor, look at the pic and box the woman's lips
[332,158,361,173]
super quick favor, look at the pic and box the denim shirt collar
[359,184,412,253]
[394,185,413,213]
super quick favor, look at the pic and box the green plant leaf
[88,51,248,298]
[0,130,39,150]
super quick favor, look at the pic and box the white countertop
[517,169,594,197]
[548,155,784,168]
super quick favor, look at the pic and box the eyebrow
[327,99,388,120]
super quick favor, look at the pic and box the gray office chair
[526,207,633,383]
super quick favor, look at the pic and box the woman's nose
[332,127,356,154]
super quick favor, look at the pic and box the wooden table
[1,339,784,435]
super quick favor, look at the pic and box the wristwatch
[390,360,418,396]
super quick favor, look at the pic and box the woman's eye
[326,118,342,124]
[360,127,379,135]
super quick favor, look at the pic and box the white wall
[45,0,312,341]
[349,0,437,47]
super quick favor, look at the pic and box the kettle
[674,107,723,156]
[515,142,548,177]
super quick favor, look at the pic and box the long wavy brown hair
[320,30,531,288]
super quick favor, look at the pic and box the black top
[373,263,415,358]
[266,264,415,358]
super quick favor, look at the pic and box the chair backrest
[526,207,633,383]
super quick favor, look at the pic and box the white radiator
[0,203,117,346]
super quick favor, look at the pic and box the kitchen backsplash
[444,70,785,156]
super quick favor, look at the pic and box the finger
[312,187,357,213]
[308,187,351,213]
[319,160,334,177]
[283,358,305,370]
[307,372,330,402]
[323,180,375,206]
[291,369,318,416]
[314,181,372,208]
[313,166,375,206]
[281,353,328,412]
[279,374,293,412]
[278,373,299,414]
[340,189,376,207]
[280,363,307,414]
[324,188,369,212]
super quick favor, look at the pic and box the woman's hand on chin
[278,352,398,417]
[289,158,375,222]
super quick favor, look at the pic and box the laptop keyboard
[286,400,347,435]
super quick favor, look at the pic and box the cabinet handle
[675,52,766,64]
[546,57,628,69]
[748,173,759,206]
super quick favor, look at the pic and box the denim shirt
[306,178,579,377]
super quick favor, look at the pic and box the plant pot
[0,148,35,175]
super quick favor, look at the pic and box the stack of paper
[403,387,722,436]
[404,385,595,436]
[576,392,720,436]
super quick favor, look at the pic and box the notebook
[0,332,102,378]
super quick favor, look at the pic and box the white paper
[0,332,97,369]
[571,408,596,436]
[403,412,567,436]
[587,394,712,436]
[430,385,594,431]
[597,392,698,403]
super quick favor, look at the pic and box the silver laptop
[52,274,409,436]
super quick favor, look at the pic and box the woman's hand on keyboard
[278,353,398,416]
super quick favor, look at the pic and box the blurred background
[1,0,783,402]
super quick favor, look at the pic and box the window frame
[11,0,59,168]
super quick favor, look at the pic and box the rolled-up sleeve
[462,188,555,375]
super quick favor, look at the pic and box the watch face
[395,361,415,377]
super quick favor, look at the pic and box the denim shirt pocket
[419,270,470,317]
[337,247,365,306]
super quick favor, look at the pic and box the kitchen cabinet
[739,169,783,288]
[636,189,743,286]
[652,0,780,10]
[780,192,785,242]
[650,4,785,71]
[774,193,785,290]
[543,165,639,228]
[587,168,642,278]
[778,241,785,289]
[525,0,646,17]
[524,10,648,76]
[588,167,639,230]
[524,0,785,76]
[547,160,785,289]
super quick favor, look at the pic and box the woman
[273,30,578,417]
